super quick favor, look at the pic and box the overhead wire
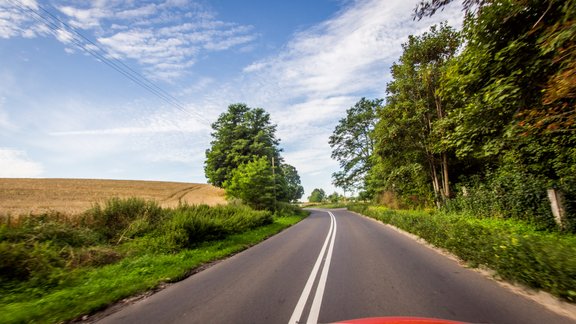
[8,0,212,126]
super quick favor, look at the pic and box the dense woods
[331,0,576,231]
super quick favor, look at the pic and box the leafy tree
[308,188,326,203]
[413,0,576,228]
[223,156,276,210]
[205,103,306,210]
[327,192,342,204]
[205,103,281,187]
[372,23,460,206]
[279,164,304,203]
[329,98,382,193]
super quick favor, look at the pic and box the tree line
[330,0,575,230]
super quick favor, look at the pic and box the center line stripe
[288,210,337,324]
[307,211,337,324]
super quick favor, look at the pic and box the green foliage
[445,165,559,230]
[371,23,460,205]
[224,156,277,210]
[0,199,305,323]
[329,98,382,192]
[204,103,282,188]
[82,197,164,242]
[352,205,576,301]
[0,214,305,324]
[356,0,576,228]
[150,205,273,252]
[278,164,305,203]
[204,103,304,209]
[327,192,342,203]
[308,188,326,203]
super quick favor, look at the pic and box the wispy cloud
[1,0,257,81]
[0,148,43,177]
[233,0,463,193]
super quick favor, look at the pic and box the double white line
[289,211,337,324]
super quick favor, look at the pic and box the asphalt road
[97,209,574,324]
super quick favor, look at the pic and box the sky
[0,0,463,199]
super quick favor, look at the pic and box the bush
[0,242,65,286]
[142,204,273,253]
[445,168,559,231]
[0,213,102,247]
[82,198,164,242]
[351,205,576,301]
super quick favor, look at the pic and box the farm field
[0,178,226,216]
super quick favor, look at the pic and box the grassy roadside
[349,205,576,303]
[0,200,306,323]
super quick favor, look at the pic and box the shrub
[0,242,65,286]
[82,198,164,242]
[0,214,101,247]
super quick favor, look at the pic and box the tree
[224,156,276,210]
[372,23,460,206]
[327,192,342,203]
[412,0,576,227]
[205,103,281,187]
[279,164,304,203]
[308,188,326,203]
[329,98,381,193]
[205,103,306,210]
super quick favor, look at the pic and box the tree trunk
[442,152,450,198]
[435,93,450,199]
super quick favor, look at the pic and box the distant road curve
[97,209,574,324]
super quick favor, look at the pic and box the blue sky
[0,0,462,199]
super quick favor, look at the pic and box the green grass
[0,199,306,324]
[350,205,576,302]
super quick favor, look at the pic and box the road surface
[97,209,574,324]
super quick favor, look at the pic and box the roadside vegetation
[329,0,576,232]
[0,100,310,323]
[325,0,576,304]
[350,205,576,302]
[0,198,306,323]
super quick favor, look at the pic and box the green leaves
[329,98,382,192]
[308,188,326,203]
[223,156,276,210]
[206,103,304,209]
[205,104,281,188]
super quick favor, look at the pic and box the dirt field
[0,178,227,216]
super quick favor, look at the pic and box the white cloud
[232,0,463,196]
[0,0,46,39]
[0,1,257,81]
[58,5,108,29]
[0,148,43,177]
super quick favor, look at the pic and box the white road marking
[288,211,337,324]
[307,211,337,324]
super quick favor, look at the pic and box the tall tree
[373,23,460,205]
[329,98,381,193]
[437,0,576,183]
[205,103,281,187]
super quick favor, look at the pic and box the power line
[9,0,212,126]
